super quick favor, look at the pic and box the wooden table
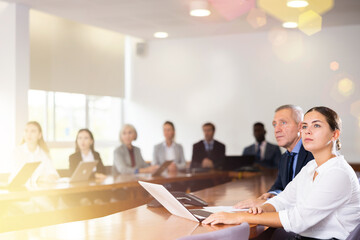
[0,171,232,232]
[0,173,275,239]
[0,171,230,201]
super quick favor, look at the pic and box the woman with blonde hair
[13,121,59,182]
[113,124,158,174]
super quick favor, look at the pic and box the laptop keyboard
[189,209,212,218]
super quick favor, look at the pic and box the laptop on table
[0,161,41,189]
[152,160,173,177]
[222,155,256,171]
[58,161,99,183]
[139,181,212,222]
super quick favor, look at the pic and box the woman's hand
[202,212,244,225]
[167,162,177,173]
[248,206,264,215]
[145,165,159,173]
[94,173,107,179]
[248,203,275,214]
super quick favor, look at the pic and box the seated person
[204,106,360,239]
[153,121,186,172]
[243,122,281,169]
[69,129,106,179]
[13,121,59,183]
[113,124,158,174]
[235,105,313,209]
[66,129,108,206]
[190,122,225,170]
[10,121,59,213]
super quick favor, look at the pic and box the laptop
[222,155,256,171]
[68,161,98,182]
[0,161,41,189]
[152,160,173,177]
[139,181,213,222]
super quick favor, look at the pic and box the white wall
[124,25,360,163]
[0,2,29,173]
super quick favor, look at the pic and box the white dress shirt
[12,143,59,183]
[255,141,267,161]
[81,151,97,172]
[163,142,176,161]
[266,155,360,239]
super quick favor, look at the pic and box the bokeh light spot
[246,8,267,29]
[298,10,322,36]
[350,100,360,118]
[330,61,339,71]
[258,0,333,23]
[338,78,354,97]
[268,27,288,46]
[272,30,304,62]
[209,0,255,21]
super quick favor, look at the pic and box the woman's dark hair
[75,129,95,153]
[305,106,342,151]
[163,121,175,131]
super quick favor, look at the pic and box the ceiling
[4,0,360,39]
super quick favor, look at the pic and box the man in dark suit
[235,105,314,208]
[190,122,225,170]
[243,122,281,169]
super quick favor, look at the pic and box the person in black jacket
[234,105,313,209]
[190,122,225,170]
[65,129,108,206]
[69,129,106,179]
[243,122,282,169]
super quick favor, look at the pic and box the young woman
[13,121,59,183]
[69,129,106,179]
[153,121,186,172]
[113,124,158,174]
[203,107,360,239]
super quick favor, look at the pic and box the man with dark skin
[243,122,281,169]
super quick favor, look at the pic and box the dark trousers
[254,228,338,240]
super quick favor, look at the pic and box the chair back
[177,223,250,240]
[346,223,360,240]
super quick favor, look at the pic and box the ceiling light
[282,22,298,28]
[190,0,211,17]
[154,32,168,38]
[287,0,309,8]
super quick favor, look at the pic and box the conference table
[0,172,276,239]
[0,170,233,233]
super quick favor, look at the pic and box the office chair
[177,223,250,240]
[346,223,360,240]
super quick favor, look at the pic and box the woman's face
[163,124,175,141]
[121,127,135,145]
[77,131,93,152]
[24,124,41,145]
[301,111,338,153]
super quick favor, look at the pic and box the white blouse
[266,155,360,239]
[12,143,59,183]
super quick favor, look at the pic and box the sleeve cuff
[265,198,280,212]
[279,210,291,232]
[268,190,282,195]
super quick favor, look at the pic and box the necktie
[255,146,261,161]
[287,152,296,182]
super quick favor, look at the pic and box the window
[28,90,122,169]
